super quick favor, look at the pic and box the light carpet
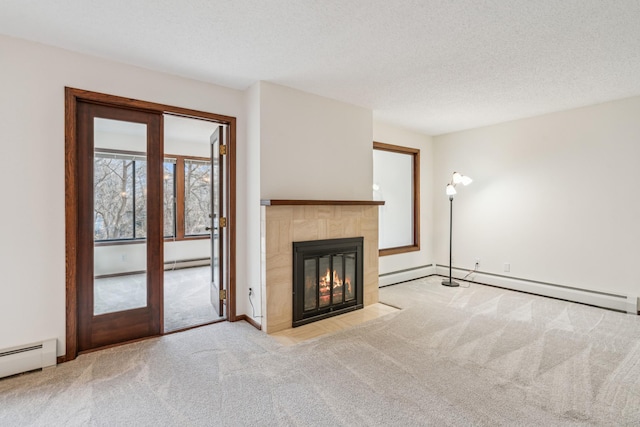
[2,276,640,426]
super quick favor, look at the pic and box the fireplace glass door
[304,253,356,312]
[293,237,363,327]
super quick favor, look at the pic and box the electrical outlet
[504,263,510,272]
[121,254,127,262]
[475,258,480,265]
[249,287,253,297]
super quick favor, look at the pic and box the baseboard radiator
[164,257,211,271]
[434,265,639,315]
[379,264,436,287]
[0,339,57,379]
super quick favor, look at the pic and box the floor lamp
[442,171,472,287]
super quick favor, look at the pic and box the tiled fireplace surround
[261,200,383,334]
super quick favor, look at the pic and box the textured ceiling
[1,0,640,135]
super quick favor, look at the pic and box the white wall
[247,81,374,326]
[373,122,435,279]
[95,121,212,156]
[165,138,210,158]
[244,82,262,322]
[0,35,248,356]
[260,82,373,200]
[94,240,211,276]
[433,96,640,299]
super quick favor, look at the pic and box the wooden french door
[76,101,164,352]
[65,87,237,361]
[209,127,224,317]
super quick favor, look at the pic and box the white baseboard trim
[626,295,639,314]
[379,264,435,287]
[435,265,638,315]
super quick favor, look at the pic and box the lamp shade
[452,172,472,186]
[446,184,457,196]
[452,172,463,184]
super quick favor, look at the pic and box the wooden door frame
[64,87,237,362]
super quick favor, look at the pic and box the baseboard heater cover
[434,265,638,314]
[164,257,210,271]
[379,265,435,287]
[0,339,57,379]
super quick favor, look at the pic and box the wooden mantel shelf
[261,199,384,206]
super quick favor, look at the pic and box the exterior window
[373,142,420,256]
[94,154,144,240]
[134,159,148,238]
[163,160,176,238]
[184,160,212,236]
[94,150,210,243]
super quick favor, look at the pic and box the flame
[319,269,344,286]
[333,270,343,288]
[319,268,346,290]
[322,269,331,285]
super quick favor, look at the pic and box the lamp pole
[442,195,459,287]
[442,172,472,287]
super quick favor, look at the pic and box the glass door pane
[304,258,317,311]
[319,256,331,308]
[344,253,356,301]
[93,118,148,315]
[210,125,222,317]
[333,254,344,304]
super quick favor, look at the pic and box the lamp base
[441,280,460,287]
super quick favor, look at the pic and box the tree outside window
[94,151,210,242]
[184,160,212,236]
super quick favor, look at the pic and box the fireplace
[292,237,363,327]
[261,200,381,334]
